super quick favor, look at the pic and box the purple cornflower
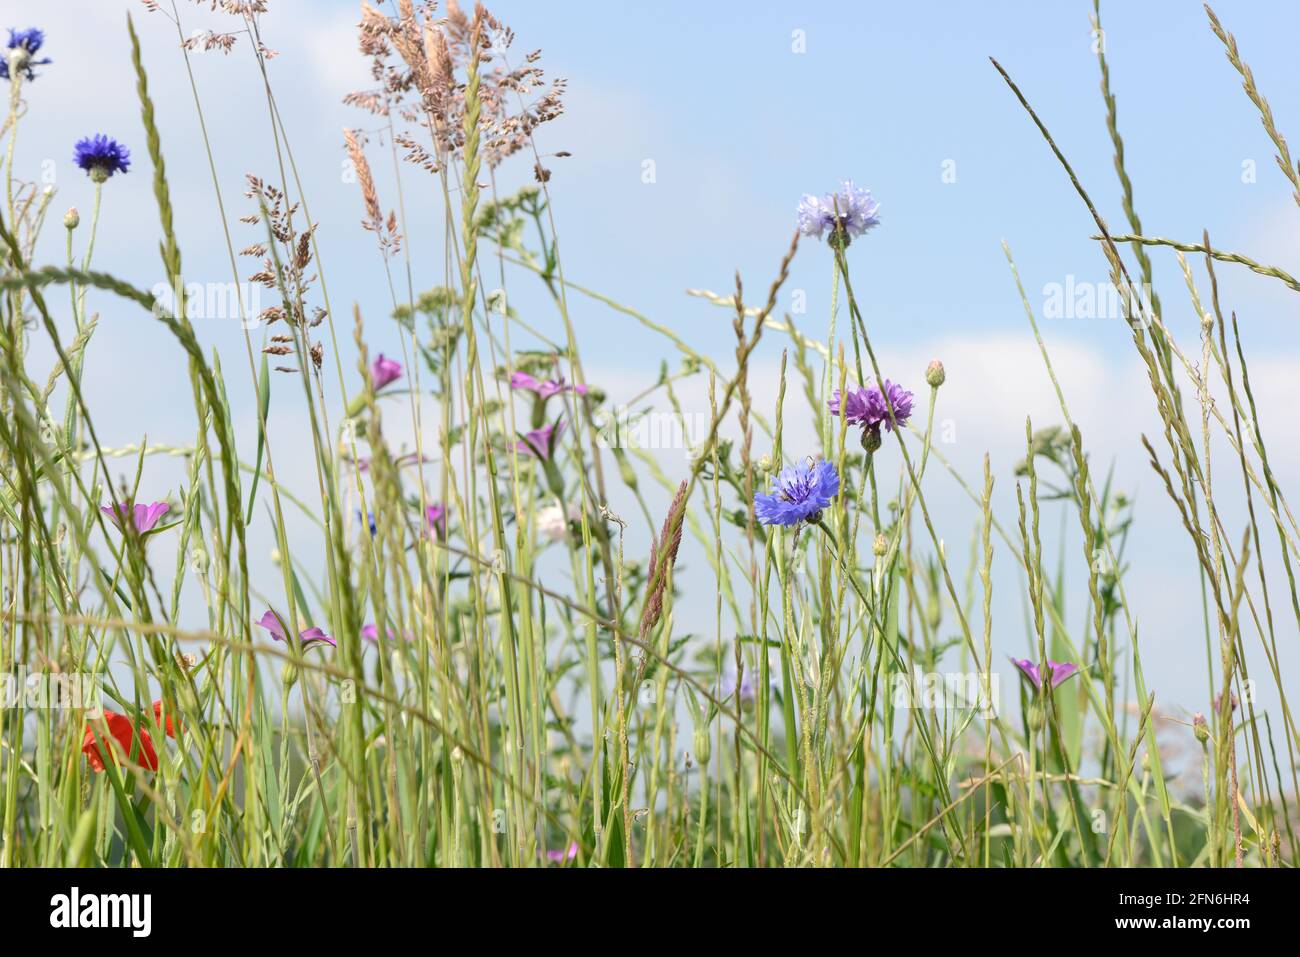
[1011,657,1079,691]
[1,28,51,81]
[829,380,914,434]
[257,610,336,648]
[828,385,887,428]
[545,842,578,864]
[425,503,447,538]
[797,180,880,245]
[100,501,170,534]
[516,419,565,460]
[876,380,914,431]
[371,353,402,390]
[754,459,840,527]
[510,370,588,401]
[73,135,130,182]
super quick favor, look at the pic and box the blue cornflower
[797,180,881,246]
[73,135,131,183]
[1,27,51,81]
[754,459,840,527]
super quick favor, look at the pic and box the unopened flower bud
[925,359,945,388]
[64,208,80,230]
[1192,712,1209,744]
[1026,700,1045,731]
[693,727,710,765]
[872,533,888,557]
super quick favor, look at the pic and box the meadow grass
[0,0,1295,868]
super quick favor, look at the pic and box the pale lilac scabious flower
[797,180,880,244]
[101,501,170,533]
[536,503,580,542]
[1011,657,1079,691]
[796,193,837,239]
[371,353,402,390]
[754,459,840,527]
[721,666,759,705]
[516,419,565,460]
[257,610,336,648]
[510,371,588,401]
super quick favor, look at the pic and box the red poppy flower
[81,710,158,773]
[152,699,180,739]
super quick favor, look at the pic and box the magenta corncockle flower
[1011,657,1079,691]
[257,610,336,648]
[101,501,170,533]
[361,623,413,643]
[425,503,447,538]
[371,353,402,390]
[545,842,578,864]
[510,370,588,401]
[516,419,565,460]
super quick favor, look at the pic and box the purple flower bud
[371,353,402,390]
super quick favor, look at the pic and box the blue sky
[11,0,1300,728]
[16,0,1300,364]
